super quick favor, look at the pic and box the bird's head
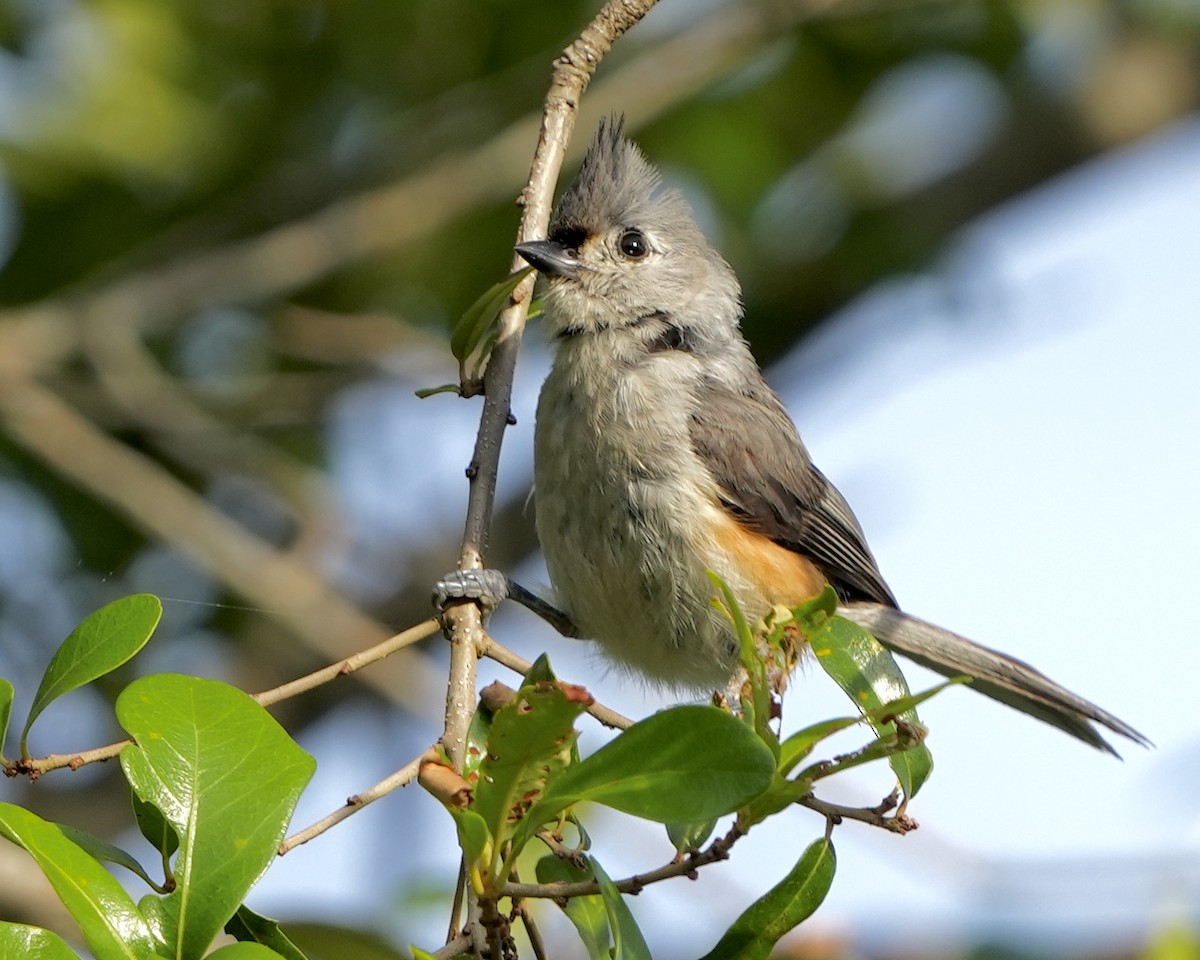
[517,117,741,342]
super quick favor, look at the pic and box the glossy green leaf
[449,267,534,365]
[20,594,162,757]
[117,675,315,960]
[470,679,588,855]
[0,803,156,960]
[700,838,835,960]
[535,856,609,960]
[667,817,718,855]
[736,772,809,829]
[801,594,934,798]
[0,677,13,764]
[0,922,80,960]
[225,906,309,960]
[592,857,652,960]
[131,792,179,870]
[862,678,965,722]
[58,824,160,891]
[410,949,438,960]
[777,716,862,776]
[520,705,774,848]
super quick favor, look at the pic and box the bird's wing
[688,374,1149,753]
[688,374,897,607]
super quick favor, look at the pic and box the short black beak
[515,240,581,280]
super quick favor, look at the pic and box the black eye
[618,229,649,260]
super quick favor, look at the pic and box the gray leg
[433,569,581,638]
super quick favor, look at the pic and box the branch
[253,618,441,707]
[0,376,441,714]
[798,790,918,835]
[503,822,743,900]
[279,748,435,855]
[441,0,661,768]
[10,618,442,779]
[478,634,634,731]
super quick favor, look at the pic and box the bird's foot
[433,568,512,612]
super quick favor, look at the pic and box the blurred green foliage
[0,0,1198,952]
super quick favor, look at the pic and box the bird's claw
[433,569,512,612]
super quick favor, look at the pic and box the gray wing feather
[840,602,1151,753]
[688,376,897,606]
[686,374,1148,753]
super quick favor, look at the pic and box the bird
[440,116,1146,755]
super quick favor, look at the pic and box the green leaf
[592,857,652,960]
[117,675,315,960]
[449,267,534,367]
[410,949,438,960]
[777,717,862,777]
[57,824,161,891]
[0,677,13,764]
[861,678,966,723]
[470,680,589,857]
[0,922,83,959]
[700,838,836,960]
[284,923,409,960]
[449,808,491,866]
[414,383,461,399]
[666,817,717,855]
[802,598,934,798]
[535,856,609,960]
[131,792,179,868]
[522,653,558,684]
[520,705,774,848]
[205,944,288,959]
[708,573,773,753]
[20,594,162,757]
[225,906,309,960]
[0,803,156,960]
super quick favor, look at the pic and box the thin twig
[10,619,441,780]
[278,748,434,854]
[798,791,918,835]
[447,858,468,946]
[514,899,549,960]
[479,634,634,730]
[8,740,130,778]
[436,7,662,952]
[254,618,440,707]
[503,823,742,900]
[440,0,660,782]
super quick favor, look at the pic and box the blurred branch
[0,375,441,714]
[0,0,841,380]
[81,305,330,520]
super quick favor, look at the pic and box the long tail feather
[838,602,1151,755]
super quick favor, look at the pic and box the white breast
[533,337,761,689]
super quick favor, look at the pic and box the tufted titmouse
[442,117,1145,754]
